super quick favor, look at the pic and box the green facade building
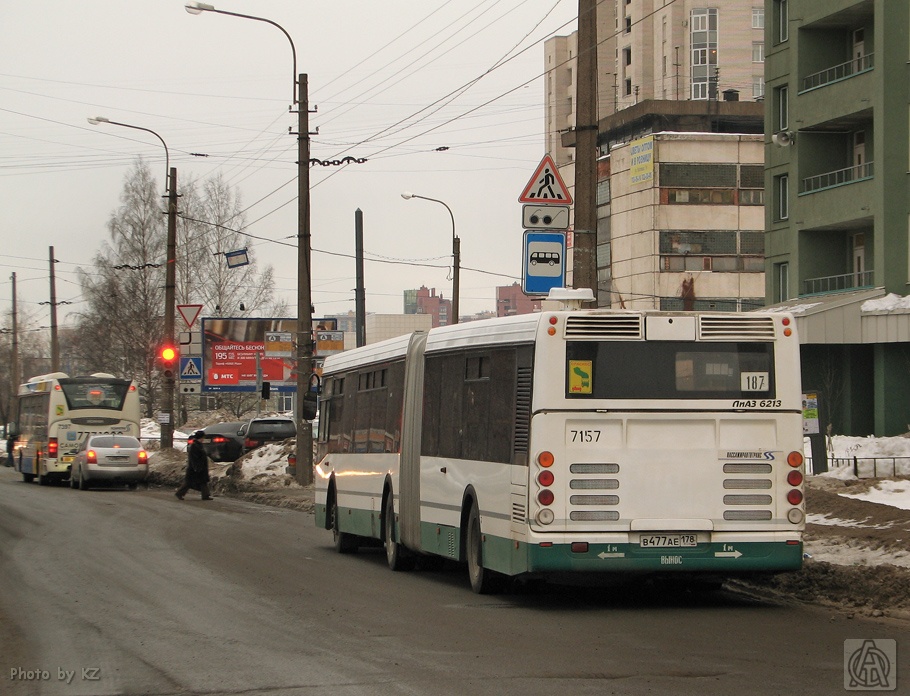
[764,0,910,435]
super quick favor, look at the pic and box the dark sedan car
[193,421,246,462]
[240,417,296,453]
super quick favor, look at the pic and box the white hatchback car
[70,434,149,490]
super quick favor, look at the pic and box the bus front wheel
[466,504,505,594]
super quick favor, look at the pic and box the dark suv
[240,417,296,453]
[197,421,246,462]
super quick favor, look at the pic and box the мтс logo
[844,639,897,691]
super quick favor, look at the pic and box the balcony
[800,161,874,195]
[803,270,873,296]
[800,53,874,93]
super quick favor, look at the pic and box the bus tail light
[786,489,803,505]
[47,438,58,458]
[787,451,803,467]
[537,451,554,467]
[787,470,803,486]
[535,449,556,524]
[86,450,97,464]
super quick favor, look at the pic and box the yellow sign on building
[629,135,654,186]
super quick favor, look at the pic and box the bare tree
[72,158,165,417]
[71,161,284,420]
[177,172,283,317]
[0,307,50,425]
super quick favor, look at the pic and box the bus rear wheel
[383,491,414,571]
[22,473,34,484]
[330,491,358,554]
[466,504,505,594]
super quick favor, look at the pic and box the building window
[625,78,632,96]
[776,175,789,220]
[752,8,764,29]
[625,16,632,33]
[776,0,788,43]
[690,8,718,101]
[753,76,764,99]
[776,262,790,302]
[739,189,764,205]
[776,85,789,130]
[752,43,764,63]
[666,189,735,205]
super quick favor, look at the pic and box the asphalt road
[1,465,907,696]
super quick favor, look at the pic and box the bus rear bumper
[523,539,803,573]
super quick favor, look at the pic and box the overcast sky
[1,0,578,333]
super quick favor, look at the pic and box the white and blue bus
[13,372,141,485]
[314,294,805,593]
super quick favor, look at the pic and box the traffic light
[260,381,271,399]
[160,345,178,380]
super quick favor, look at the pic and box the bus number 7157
[570,429,601,443]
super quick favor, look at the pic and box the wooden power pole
[573,0,599,301]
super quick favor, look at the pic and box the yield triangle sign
[177,304,203,329]
[519,154,573,204]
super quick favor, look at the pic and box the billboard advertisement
[202,317,342,393]
[202,318,298,393]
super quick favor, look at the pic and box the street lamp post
[88,116,177,449]
[401,192,459,325]
[186,2,314,485]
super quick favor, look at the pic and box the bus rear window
[59,380,131,411]
[566,341,775,400]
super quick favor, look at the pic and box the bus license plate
[640,534,697,548]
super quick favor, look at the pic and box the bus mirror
[302,392,318,421]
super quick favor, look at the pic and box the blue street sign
[179,357,203,382]
[522,230,566,295]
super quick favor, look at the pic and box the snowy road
[0,466,907,696]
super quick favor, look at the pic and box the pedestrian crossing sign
[180,357,202,381]
[519,154,573,204]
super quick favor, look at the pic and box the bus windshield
[58,379,132,411]
[565,341,775,400]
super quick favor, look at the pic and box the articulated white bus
[13,372,141,485]
[314,295,805,593]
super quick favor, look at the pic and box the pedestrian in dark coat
[176,430,213,500]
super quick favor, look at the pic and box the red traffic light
[160,345,178,380]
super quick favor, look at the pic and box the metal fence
[807,456,910,478]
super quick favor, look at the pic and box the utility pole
[296,73,315,487]
[573,0,598,300]
[10,272,19,425]
[48,247,60,372]
[161,167,177,449]
[355,209,366,347]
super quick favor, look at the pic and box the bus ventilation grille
[512,501,527,524]
[565,315,643,339]
[698,315,776,340]
[512,367,532,455]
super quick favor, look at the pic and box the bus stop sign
[522,230,566,296]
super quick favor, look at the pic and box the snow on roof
[861,293,910,313]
